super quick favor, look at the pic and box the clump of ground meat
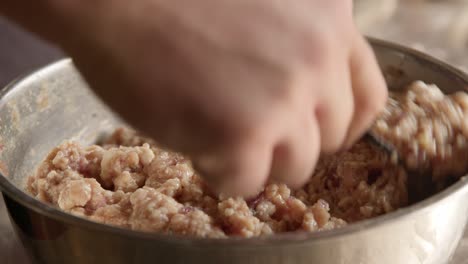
[301,141,408,222]
[372,81,468,182]
[27,127,405,238]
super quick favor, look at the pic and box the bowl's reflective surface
[1,39,468,264]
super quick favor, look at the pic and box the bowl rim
[1,37,468,248]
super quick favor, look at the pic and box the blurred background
[1,0,468,263]
[355,0,468,72]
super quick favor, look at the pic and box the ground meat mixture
[302,141,408,222]
[26,81,468,238]
[27,129,397,238]
[372,81,468,182]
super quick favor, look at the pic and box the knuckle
[321,129,348,153]
[319,109,354,153]
[322,138,343,153]
[314,30,335,57]
[300,29,335,68]
[360,85,388,116]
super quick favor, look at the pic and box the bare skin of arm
[1,0,387,197]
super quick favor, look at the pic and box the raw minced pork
[27,81,467,238]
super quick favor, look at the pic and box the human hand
[37,0,388,196]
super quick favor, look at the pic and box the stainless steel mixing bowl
[1,38,468,264]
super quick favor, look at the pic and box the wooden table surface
[1,3,468,264]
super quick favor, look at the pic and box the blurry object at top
[355,0,468,73]
[354,0,399,31]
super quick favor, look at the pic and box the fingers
[314,58,355,153]
[343,33,388,148]
[190,33,386,197]
[193,135,273,198]
[269,113,321,189]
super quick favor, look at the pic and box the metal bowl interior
[0,38,468,263]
